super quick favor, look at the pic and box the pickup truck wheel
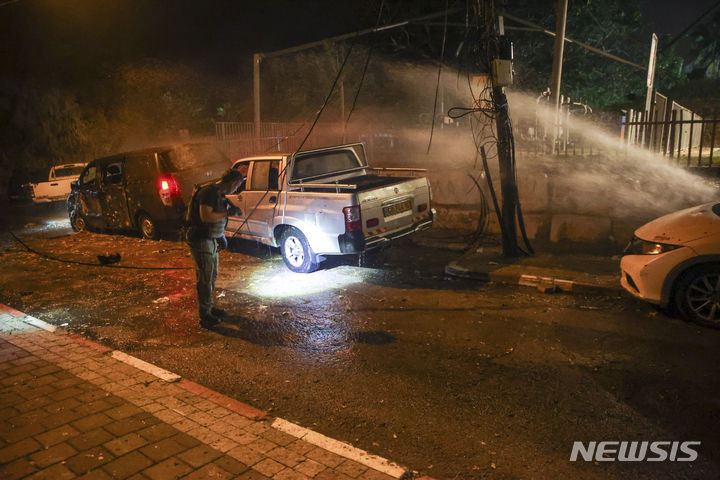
[280,228,318,273]
[138,213,159,240]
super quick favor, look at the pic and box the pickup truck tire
[138,213,159,240]
[280,227,318,273]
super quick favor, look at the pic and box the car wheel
[138,213,159,240]
[280,227,318,273]
[674,264,720,328]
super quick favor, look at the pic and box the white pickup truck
[28,163,86,204]
[225,143,434,272]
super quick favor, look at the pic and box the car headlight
[625,236,682,255]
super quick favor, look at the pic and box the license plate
[383,199,412,217]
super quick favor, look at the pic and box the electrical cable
[295,40,356,155]
[509,129,534,255]
[426,0,449,154]
[345,0,385,129]
[479,145,502,228]
[227,29,361,243]
[5,229,193,270]
[345,46,373,128]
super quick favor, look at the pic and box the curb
[0,303,423,479]
[111,350,182,383]
[445,261,623,295]
[272,418,408,478]
[178,379,266,420]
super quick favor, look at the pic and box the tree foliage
[684,8,720,79]
[498,0,685,109]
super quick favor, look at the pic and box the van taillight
[158,174,180,206]
[417,203,428,213]
[366,218,379,228]
[343,206,362,232]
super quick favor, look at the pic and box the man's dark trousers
[189,238,218,316]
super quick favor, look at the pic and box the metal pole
[253,53,262,135]
[710,112,717,167]
[484,1,519,257]
[644,34,658,145]
[550,0,568,152]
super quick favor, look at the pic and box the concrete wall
[424,154,696,249]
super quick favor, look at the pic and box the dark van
[67,143,229,239]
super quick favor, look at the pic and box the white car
[621,202,720,327]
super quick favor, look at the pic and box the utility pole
[482,0,519,257]
[549,0,568,152]
[253,53,262,136]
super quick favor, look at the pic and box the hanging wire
[426,0,450,154]
[345,0,385,128]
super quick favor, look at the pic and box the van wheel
[674,265,720,328]
[138,213,159,240]
[70,212,87,232]
[280,228,318,273]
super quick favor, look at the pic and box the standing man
[187,169,244,328]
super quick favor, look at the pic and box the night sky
[0,0,374,85]
[2,0,717,88]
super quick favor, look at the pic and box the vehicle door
[43,168,64,199]
[98,157,132,229]
[243,160,281,238]
[226,159,280,239]
[226,160,251,237]
[75,162,103,227]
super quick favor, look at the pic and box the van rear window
[165,145,228,173]
[125,154,156,181]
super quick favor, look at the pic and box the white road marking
[272,417,407,478]
[111,350,181,383]
[21,315,57,332]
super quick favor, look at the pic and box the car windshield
[712,203,720,216]
[54,166,85,178]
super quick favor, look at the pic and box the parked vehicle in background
[67,143,228,239]
[8,169,41,203]
[621,202,720,328]
[27,164,86,203]
[225,143,434,273]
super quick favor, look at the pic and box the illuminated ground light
[22,218,72,234]
[244,265,377,299]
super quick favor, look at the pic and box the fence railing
[214,121,405,162]
[622,110,720,167]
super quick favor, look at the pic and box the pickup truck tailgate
[357,176,431,241]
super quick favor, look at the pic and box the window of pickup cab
[292,150,362,181]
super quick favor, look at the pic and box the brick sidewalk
[0,312,402,480]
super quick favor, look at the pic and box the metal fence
[215,121,404,163]
[623,109,719,166]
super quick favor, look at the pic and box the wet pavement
[1,202,720,479]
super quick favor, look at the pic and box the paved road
[1,203,719,479]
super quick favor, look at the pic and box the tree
[683,8,720,80]
[504,0,686,109]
